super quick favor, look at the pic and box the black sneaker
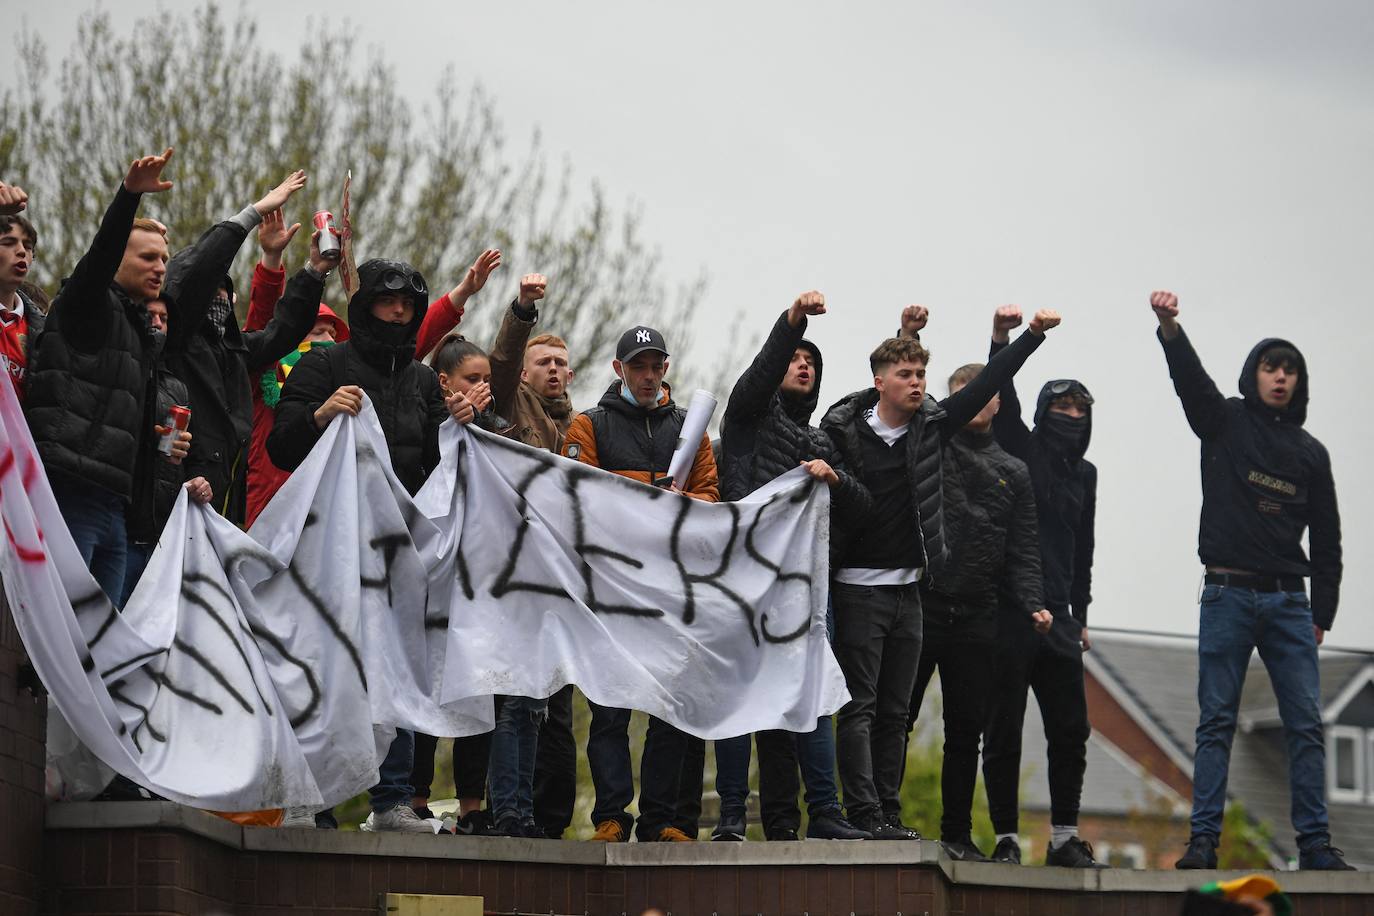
[765,827,800,841]
[806,808,871,840]
[519,818,545,839]
[990,836,1021,864]
[1175,834,1218,870]
[853,813,920,841]
[454,810,493,836]
[941,837,990,862]
[712,813,746,842]
[1299,844,1355,871]
[492,815,523,837]
[413,805,436,821]
[1045,836,1109,868]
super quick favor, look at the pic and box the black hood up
[348,258,429,372]
[1032,378,1093,464]
[1238,337,1308,426]
[780,338,824,424]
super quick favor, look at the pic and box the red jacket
[242,262,463,526]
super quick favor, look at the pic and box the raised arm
[987,305,1033,458]
[415,248,502,360]
[243,262,328,371]
[1307,443,1342,636]
[1150,290,1229,440]
[943,310,1055,431]
[489,270,544,417]
[53,149,174,350]
[725,292,825,424]
[243,209,298,332]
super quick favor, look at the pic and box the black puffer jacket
[719,310,871,522]
[165,252,321,524]
[822,328,1045,578]
[989,341,1096,654]
[1159,329,1341,629]
[27,186,243,513]
[268,260,447,495]
[921,428,1041,642]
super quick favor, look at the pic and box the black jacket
[719,311,871,526]
[166,245,321,525]
[26,186,237,515]
[989,340,1096,650]
[1158,329,1341,629]
[822,328,1044,578]
[922,428,1041,641]
[267,261,447,496]
[142,352,190,540]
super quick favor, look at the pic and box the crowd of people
[0,146,1351,871]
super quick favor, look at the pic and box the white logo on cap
[636,329,652,343]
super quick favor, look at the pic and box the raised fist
[993,305,1023,333]
[787,290,826,327]
[1149,290,1180,319]
[1028,309,1061,335]
[0,181,28,215]
[518,273,547,307]
[901,305,929,336]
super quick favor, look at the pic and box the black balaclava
[347,259,430,371]
[1033,379,1094,464]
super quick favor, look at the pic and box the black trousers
[756,729,801,834]
[907,631,993,841]
[533,685,576,837]
[981,615,1090,833]
[831,581,924,821]
[673,734,706,836]
[412,727,495,802]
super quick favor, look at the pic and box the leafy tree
[0,3,746,403]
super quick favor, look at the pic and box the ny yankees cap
[616,325,669,361]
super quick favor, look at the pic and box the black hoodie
[267,259,448,495]
[1158,328,1341,629]
[719,310,871,527]
[989,340,1096,653]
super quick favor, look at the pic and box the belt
[1204,572,1305,593]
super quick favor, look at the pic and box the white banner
[1,378,847,811]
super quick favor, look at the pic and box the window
[1095,842,1147,870]
[1328,726,1364,804]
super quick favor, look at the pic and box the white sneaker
[361,804,437,834]
[280,807,318,828]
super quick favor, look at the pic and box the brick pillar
[0,583,47,914]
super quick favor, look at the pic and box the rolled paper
[668,389,718,490]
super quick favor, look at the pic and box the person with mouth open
[0,182,42,401]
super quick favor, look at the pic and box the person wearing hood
[820,305,1059,842]
[162,170,325,526]
[710,291,872,843]
[267,257,479,834]
[1151,290,1349,872]
[905,354,1052,862]
[981,305,1103,868]
[561,325,718,843]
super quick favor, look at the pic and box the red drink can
[313,210,341,261]
[159,405,191,456]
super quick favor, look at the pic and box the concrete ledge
[40,801,1374,896]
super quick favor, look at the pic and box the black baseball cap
[616,326,669,361]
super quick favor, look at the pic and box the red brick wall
[1,586,47,916]
[1084,670,1193,798]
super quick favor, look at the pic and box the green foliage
[0,2,749,401]
[898,689,998,852]
[1219,799,1278,870]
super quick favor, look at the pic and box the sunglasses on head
[380,269,426,295]
[1048,379,1094,406]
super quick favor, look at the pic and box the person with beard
[486,272,584,839]
[1151,291,1350,872]
[267,258,479,834]
[820,306,1059,842]
[905,358,1051,861]
[561,326,718,843]
[163,169,322,526]
[980,304,1103,868]
[710,291,872,842]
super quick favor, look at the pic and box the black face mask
[1039,411,1088,451]
[149,328,167,358]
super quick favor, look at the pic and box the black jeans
[587,703,690,840]
[908,630,993,840]
[412,727,494,802]
[533,685,576,837]
[982,612,1090,832]
[673,734,706,837]
[831,581,924,822]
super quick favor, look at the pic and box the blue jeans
[1191,584,1329,849]
[488,696,548,822]
[369,729,415,813]
[119,541,153,607]
[52,476,127,606]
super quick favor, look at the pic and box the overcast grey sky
[14,1,1374,649]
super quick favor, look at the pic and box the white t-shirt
[834,407,921,586]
